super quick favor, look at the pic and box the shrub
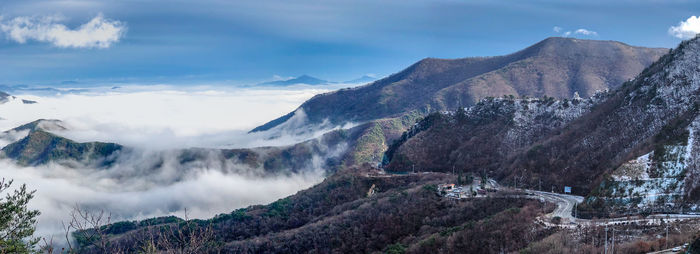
[385,243,406,254]
[551,216,562,224]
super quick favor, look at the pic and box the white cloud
[0,14,126,48]
[574,28,597,36]
[557,27,598,37]
[669,16,700,39]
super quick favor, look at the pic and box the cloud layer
[1,158,324,239]
[669,16,700,39]
[0,14,125,48]
[0,85,339,149]
[0,85,352,241]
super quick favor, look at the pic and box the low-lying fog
[0,85,344,148]
[0,84,353,240]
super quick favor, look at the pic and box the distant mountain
[0,91,39,104]
[259,75,330,86]
[0,91,11,104]
[60,80,80,85]
[252,37,668,133]
[0,118,356,176]
[0,84,87,96]
[5,119,65,133]
[0,120,122,167]
[344,75,377,84]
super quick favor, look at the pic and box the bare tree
[150,209,217,254]
[66,204,112,252]
[39,206,218,253]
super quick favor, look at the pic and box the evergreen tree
[456,106,468,123]
[0,179,40,253]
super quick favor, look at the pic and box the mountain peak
[6,119,65,133]
[259,75,329,86]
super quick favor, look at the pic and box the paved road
[526,190,583,221]
[520,189,700,226]
[647,246,685,254]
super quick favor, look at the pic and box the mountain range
[4,36,698,253]
[1,37,672,177]
[78,35,700,253]
[0,119,355,178]
[251,37,668,133]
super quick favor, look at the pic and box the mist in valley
[0,84,355,240]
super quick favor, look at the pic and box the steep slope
[504,37,700,196]
[252,37,667,133]
[386,37,700,207]
[385,94,608,175]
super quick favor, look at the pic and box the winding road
[520,189,700,227]
[525,190,583,221]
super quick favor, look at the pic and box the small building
[445,189,469,199]
[438,183,455,192]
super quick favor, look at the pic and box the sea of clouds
[0,84,346,148]
[0,83,356,241]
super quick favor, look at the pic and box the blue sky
[0,0,698,86]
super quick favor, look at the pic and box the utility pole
[412,164,415,174]
[452,165,455,175]
[604,224,608,254]
[538,179,542,191]
[666,224,669,250]
[611,227,615,254]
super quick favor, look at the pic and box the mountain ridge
[251,37,668,133]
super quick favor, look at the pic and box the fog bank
[0,84,353,242]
